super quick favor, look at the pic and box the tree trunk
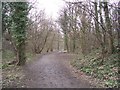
[57,30,60,51]
[99,1,107,60]
[103,2,114,54]
[39,30,50,53]
[17,42,26,66]
[50,34,55,52]
[117,1,120,88]
[64,9,69,52]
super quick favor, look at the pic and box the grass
[71,50,119,88]
[2,50,15,61]
[2,50,35,69]
[2,50,15,69]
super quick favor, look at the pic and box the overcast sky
[35,0,119,20]
[35,0,65,20]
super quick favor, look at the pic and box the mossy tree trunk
[10,2,29,66]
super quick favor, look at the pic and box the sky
[35,0,65,20]
[35,0,119,20]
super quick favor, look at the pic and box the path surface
[23,52,93,88]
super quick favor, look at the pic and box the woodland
[1,0,120,88]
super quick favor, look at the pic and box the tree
[117,2,120,55]
[28,10,55,53]
[59,8,69,52]
[2,2,29,65]
[99,1,107,59]
[103,1,115,54]
[117,2,120,87]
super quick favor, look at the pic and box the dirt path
[23,52,93,88]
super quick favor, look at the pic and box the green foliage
[2,50,35,69]
[3,50,15,60]
[105,79,118,87]
[10,2,29,46]
[2,64,9,69]
[2,2,29,65]
[2,50,15,69]
[71,50,119,88]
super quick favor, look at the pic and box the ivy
[2,2,29,65]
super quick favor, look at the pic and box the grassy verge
[2,50,36,69]
[71,50,118,88]
[2,50,15,69]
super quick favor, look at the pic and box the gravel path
[23,52,93,88]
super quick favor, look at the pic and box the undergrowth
[2,50,35,69]
[2,50,36,87]
[71,50,119,88]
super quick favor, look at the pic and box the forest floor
[2,52,102,88]
[71,50,118,88]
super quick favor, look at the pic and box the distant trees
[27,8,62,54]
[58,1,119,62]
[2,2,29,65]
[59,9,69,52]
[27,10,50,53]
